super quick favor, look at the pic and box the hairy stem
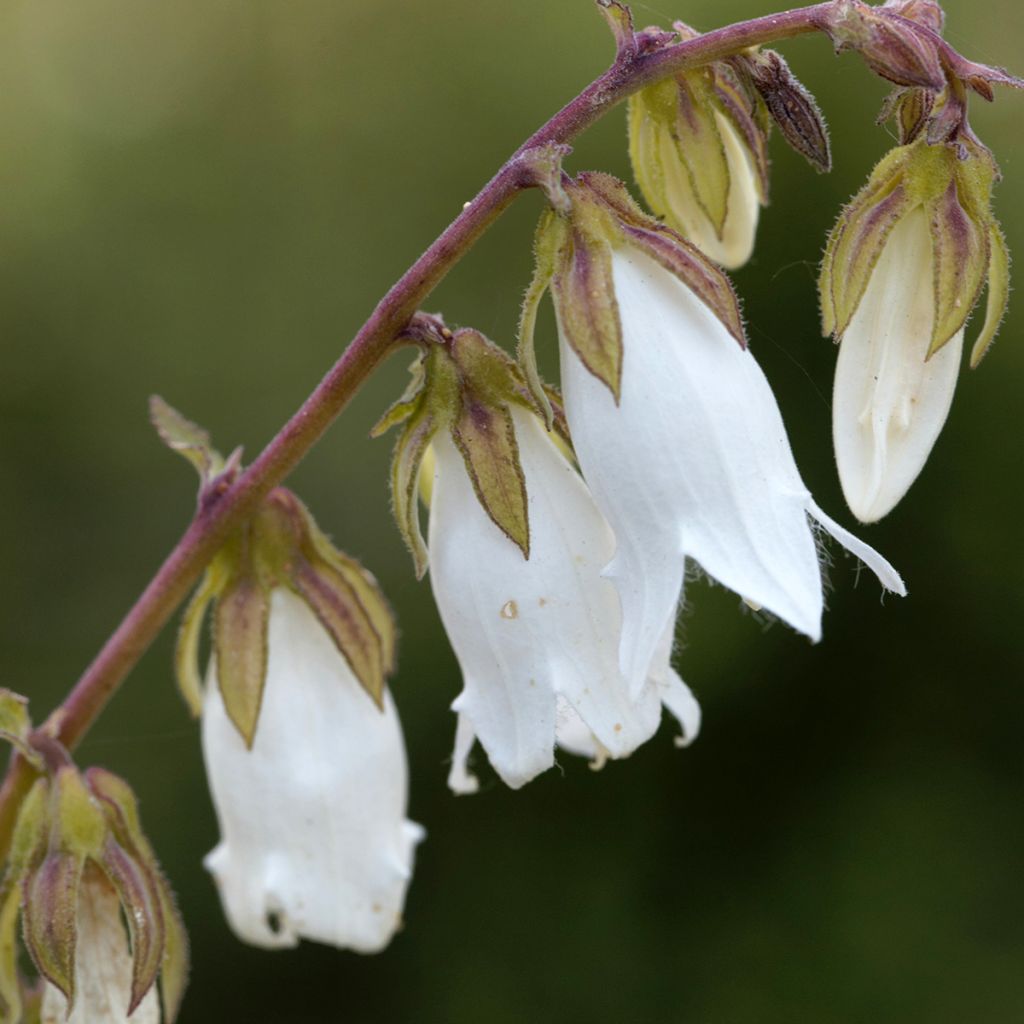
[0,1,836,852]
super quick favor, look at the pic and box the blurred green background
[1,1,1022,1021]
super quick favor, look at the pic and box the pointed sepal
[21,851,82,1006]
[971,223,1010,367]
[820,148,914,338]
[0,691,43,770]
[518,210,570,425]
[549,224,623,401]
[213,570,270,748]
[928,178,989,356]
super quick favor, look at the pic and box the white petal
[447,712,480,796]
[202,588,423,953]
[659,111,761,270]
[562,245,826,683]
[833,208,962,522]
[808,501,907,597]
[429,409,662,790]
[647,614,702,747]
[41,873,160,1024]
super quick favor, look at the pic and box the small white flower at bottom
[202,588,423,952]
[428,407,699,794]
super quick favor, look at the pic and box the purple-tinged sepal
[735,49,831,173]
[627,24,768,269]
[823,0,946,90]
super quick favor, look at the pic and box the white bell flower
[40,872,160,1024]
[832,208,963,523]
[202,587,423,953]
[428,406,699,793]
[559,245,907,690]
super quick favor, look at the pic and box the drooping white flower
[202,587,423,952]
[559,245,907,690]
[40,871,160,1024]
[832,209,963,522]
[428,406,699,793]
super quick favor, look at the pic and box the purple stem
[0,1,835,852]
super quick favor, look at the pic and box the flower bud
[628,48,768,269]
[820,138,1009,521]
[824,0,946,90]
[1,764,188,1023]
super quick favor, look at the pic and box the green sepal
[302,519,398,678]
[290,556,389,708]
[517,209,569,426]
[156,881,189,1023]
[451,396,530,559]
[85,767,189,1023]
[971,222,1010,368]
[21,851,83,1006]
[7,780,49,880]
[927,177,989,356]
[50,768,106,858]
[0,690,42,770]
[174,568,224,718]
[820,147,913,338]
[375,346,455,577]
[212,571,270,748]
[674,71,732,236]
[369,355,428,438]
[392,403,441,579]
[149,396,226,484]
[0,881,22,1023]
[95,836,166,1016]
[550,225,623,402]
[447,329,533,557]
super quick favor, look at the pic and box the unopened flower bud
[1,764,187,1024]
[628,30,769,269]
[820,137,1009,521]
[825,0,946,90]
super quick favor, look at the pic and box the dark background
[2,1,1022,1021]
